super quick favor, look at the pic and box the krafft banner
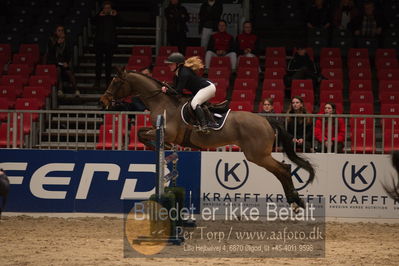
[0,149,201,213]
[201,152,399,219]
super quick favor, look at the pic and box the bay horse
[100,68,315,210]
[382,151,399,201]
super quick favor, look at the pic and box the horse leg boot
[194,105,209,133]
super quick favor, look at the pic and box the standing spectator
[204,20,237,71]
[199,0,223,48]
[306,0,331,29]
[286,96,313,152]
[285,46,320,88]
[93,1,118,89]
[331,0,359,30]
[165,0,189,53]
[352,1,383,37]
[43,25,78,96]
[314,102,345,153]
[236,21,259,57]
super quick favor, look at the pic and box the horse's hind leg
[246,153,304,208]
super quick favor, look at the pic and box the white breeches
[191,83,216,109]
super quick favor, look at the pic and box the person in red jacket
[236,21,259,57]
[204,20,237,70]
[314,102,345,153]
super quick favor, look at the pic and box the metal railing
[0,109,398,154]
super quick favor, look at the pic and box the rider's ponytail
[184,56,204,72]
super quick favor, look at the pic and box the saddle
[181,100,231,131]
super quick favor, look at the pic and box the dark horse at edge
[100,68,315,210]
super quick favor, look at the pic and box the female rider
[162,52,216,132]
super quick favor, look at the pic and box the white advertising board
[201,152,399,219]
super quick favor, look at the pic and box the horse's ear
[115,66,126,79]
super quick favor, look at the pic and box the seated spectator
[286,96,313,152]
[331,0,359,30]
[314,102,345,153]
[236,21,259,58]
[199,0,223,48]
[306,0,331,29]
[351,1,383,37]
[165,0,189,53]
[204,20,237,71]
[284,46,320,88]
[43,25,79,97]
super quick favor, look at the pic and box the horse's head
[99,66,134,109]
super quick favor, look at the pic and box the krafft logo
[291,165,311,191]
[215,159,249,190]
[342,161,376,192]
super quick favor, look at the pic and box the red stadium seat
[35,65,57,85]
[319,90,343,104]
[347,58,370,69]
[210,78,229,92]
[379,91,399,104]
[350,103,374,129]
[377,69,399,81]
[349,68,372,80]
[264,68,286,79]
[230,101,253,112]
[128,125,146,150]
[7,64,31,85]
[291,79,313,91]
[321,68,343,80]
[127,55,152,69]
[210,56,232,69]
[375,58,399,70]
[265,47,286,59]
[12,53,35,70]
[381,104,399,131]
[320,47,342,60]
[0,123,23,148]
[348,48,369,60]
[237,56,259,69]
[132,46,152,59]
[349,90,374,103]
[351,129,375,153]
[212,87,227,102]
[158,46,178,56]
[103,114,129,135]
[233,78,258,91]
[208,67,231,80]
[29,75,53,94]
[319,79,343,92]
[383,130,399,153]
[185,46,205,59]
[134,114,152,127]
[152,66,174,83]
[231,90,255,102]
[155,55,168,66]
[22,86,47,108]
[96,124,121,150]
[0,75,24,95]
[15,98,40,122]
[320,57,343,69]
[379,80,399,92]
[375,48,397,61]
[262,79,285,91]
[265,57,286,68]
[261,89,285,104]
[236,67,259,80]
[19,44,40,64]
[0,98,11,121]
[0,85,18,102]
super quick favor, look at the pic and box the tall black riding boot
[194,105,209,133]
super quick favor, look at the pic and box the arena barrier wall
[201,152,399,219]
[0,149,201,213]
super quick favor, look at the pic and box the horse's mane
[126,70,191,105]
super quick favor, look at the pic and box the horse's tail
[267,118,315,186]
[382,151,399,201]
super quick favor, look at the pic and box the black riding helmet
[165,52,185,64]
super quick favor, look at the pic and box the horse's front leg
[137,127,174,150]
